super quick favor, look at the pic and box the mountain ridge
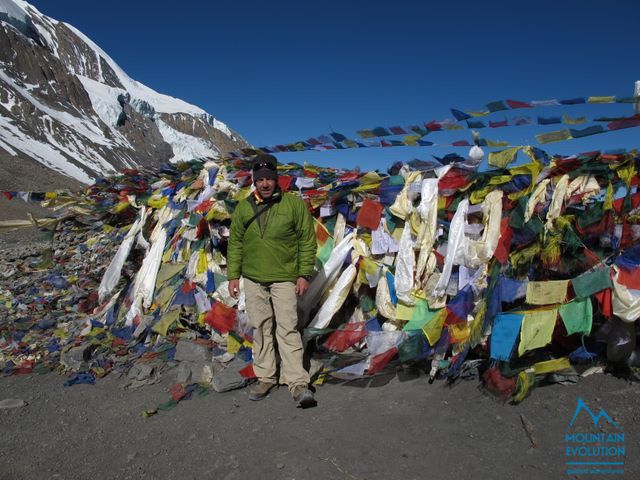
[0,0,249,191]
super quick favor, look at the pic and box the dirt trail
[1,369,638,480]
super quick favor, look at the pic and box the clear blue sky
[30,0,640,171]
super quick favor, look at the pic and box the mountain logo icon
[567,397,621,431]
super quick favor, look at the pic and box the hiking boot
[291,385,316,408]
[248,381,276,401]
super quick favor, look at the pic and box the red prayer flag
[324,323,367,352]
[316,223,330,245]
[238,364,256,378]
[205,302,237,334]
[617,267,640,290]
[594,288,612,319]
[170,383,188,401]
[425,121,442,131]
[494,218,512,264]
[356,199,384,230]
[506,99,532,109]
[367,347,397,375]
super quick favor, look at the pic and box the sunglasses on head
[253,162,277,171]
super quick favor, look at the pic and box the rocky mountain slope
[0,0,248,191]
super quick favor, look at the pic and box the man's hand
[295,277,309,296]
[228,279,240,299]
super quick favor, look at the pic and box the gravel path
[1,368,639,480]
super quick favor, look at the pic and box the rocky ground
[1,203,639,480]
[1,364,639,480]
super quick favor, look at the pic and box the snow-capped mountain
[0,0,248,190]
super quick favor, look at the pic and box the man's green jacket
[227,191,316,283]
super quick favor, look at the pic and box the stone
[174,340,210,363]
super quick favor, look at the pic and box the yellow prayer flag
[488,175,513,186]
[470,186,492,204]
[422,309,446,345]
[485,139,510,148]
[396,302,416,321]
[518,308,557,356]
[604,182,614,210]
[449,323,470,344]
[391,227,403,243]
[525,280,568,305]
[614,161,636,187]
[152,309,180,336]
[488,147,522,168]
[147,195,168,209]
[351,183,381,193]
[197,250,208,274]
[360,171,383,185]
[562,113,587,125]
[469,110,490,117]
[532,357,571,375]
[227,335,242,354]
[587,96,615,104]
[403,135,421,145]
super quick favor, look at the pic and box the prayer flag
[559,98,586,105]
[518,308,557,356]
[490,313,523,361]
[526,280,568,305]
[537,116,561,125]
[506,99,532,109]
[571,267,612,298]
[569,125,605,138]
[535,129,571,144]
[356,200,384,231]
[559,298,592,335]
[451,108,471,121]
[486,100,509,112]
[562,113,587,125]
[488,147,521,168]
[367,347,398,375]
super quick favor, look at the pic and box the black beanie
[252,154,278,182]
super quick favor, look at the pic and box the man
[227,154,317,407]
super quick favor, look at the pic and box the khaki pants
[244,278,309,392]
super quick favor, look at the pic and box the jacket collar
[252,187,282,205]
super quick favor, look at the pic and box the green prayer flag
[571,267,612,298]
[403,299,435,331]
[486,100,509,112]
[577,203,604,229]
[156,262,187,286]
[398,333,425,362]
[559,298,593,335]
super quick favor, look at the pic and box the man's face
[255,177,277,200]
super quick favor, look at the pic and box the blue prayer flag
[490,313,523,361]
